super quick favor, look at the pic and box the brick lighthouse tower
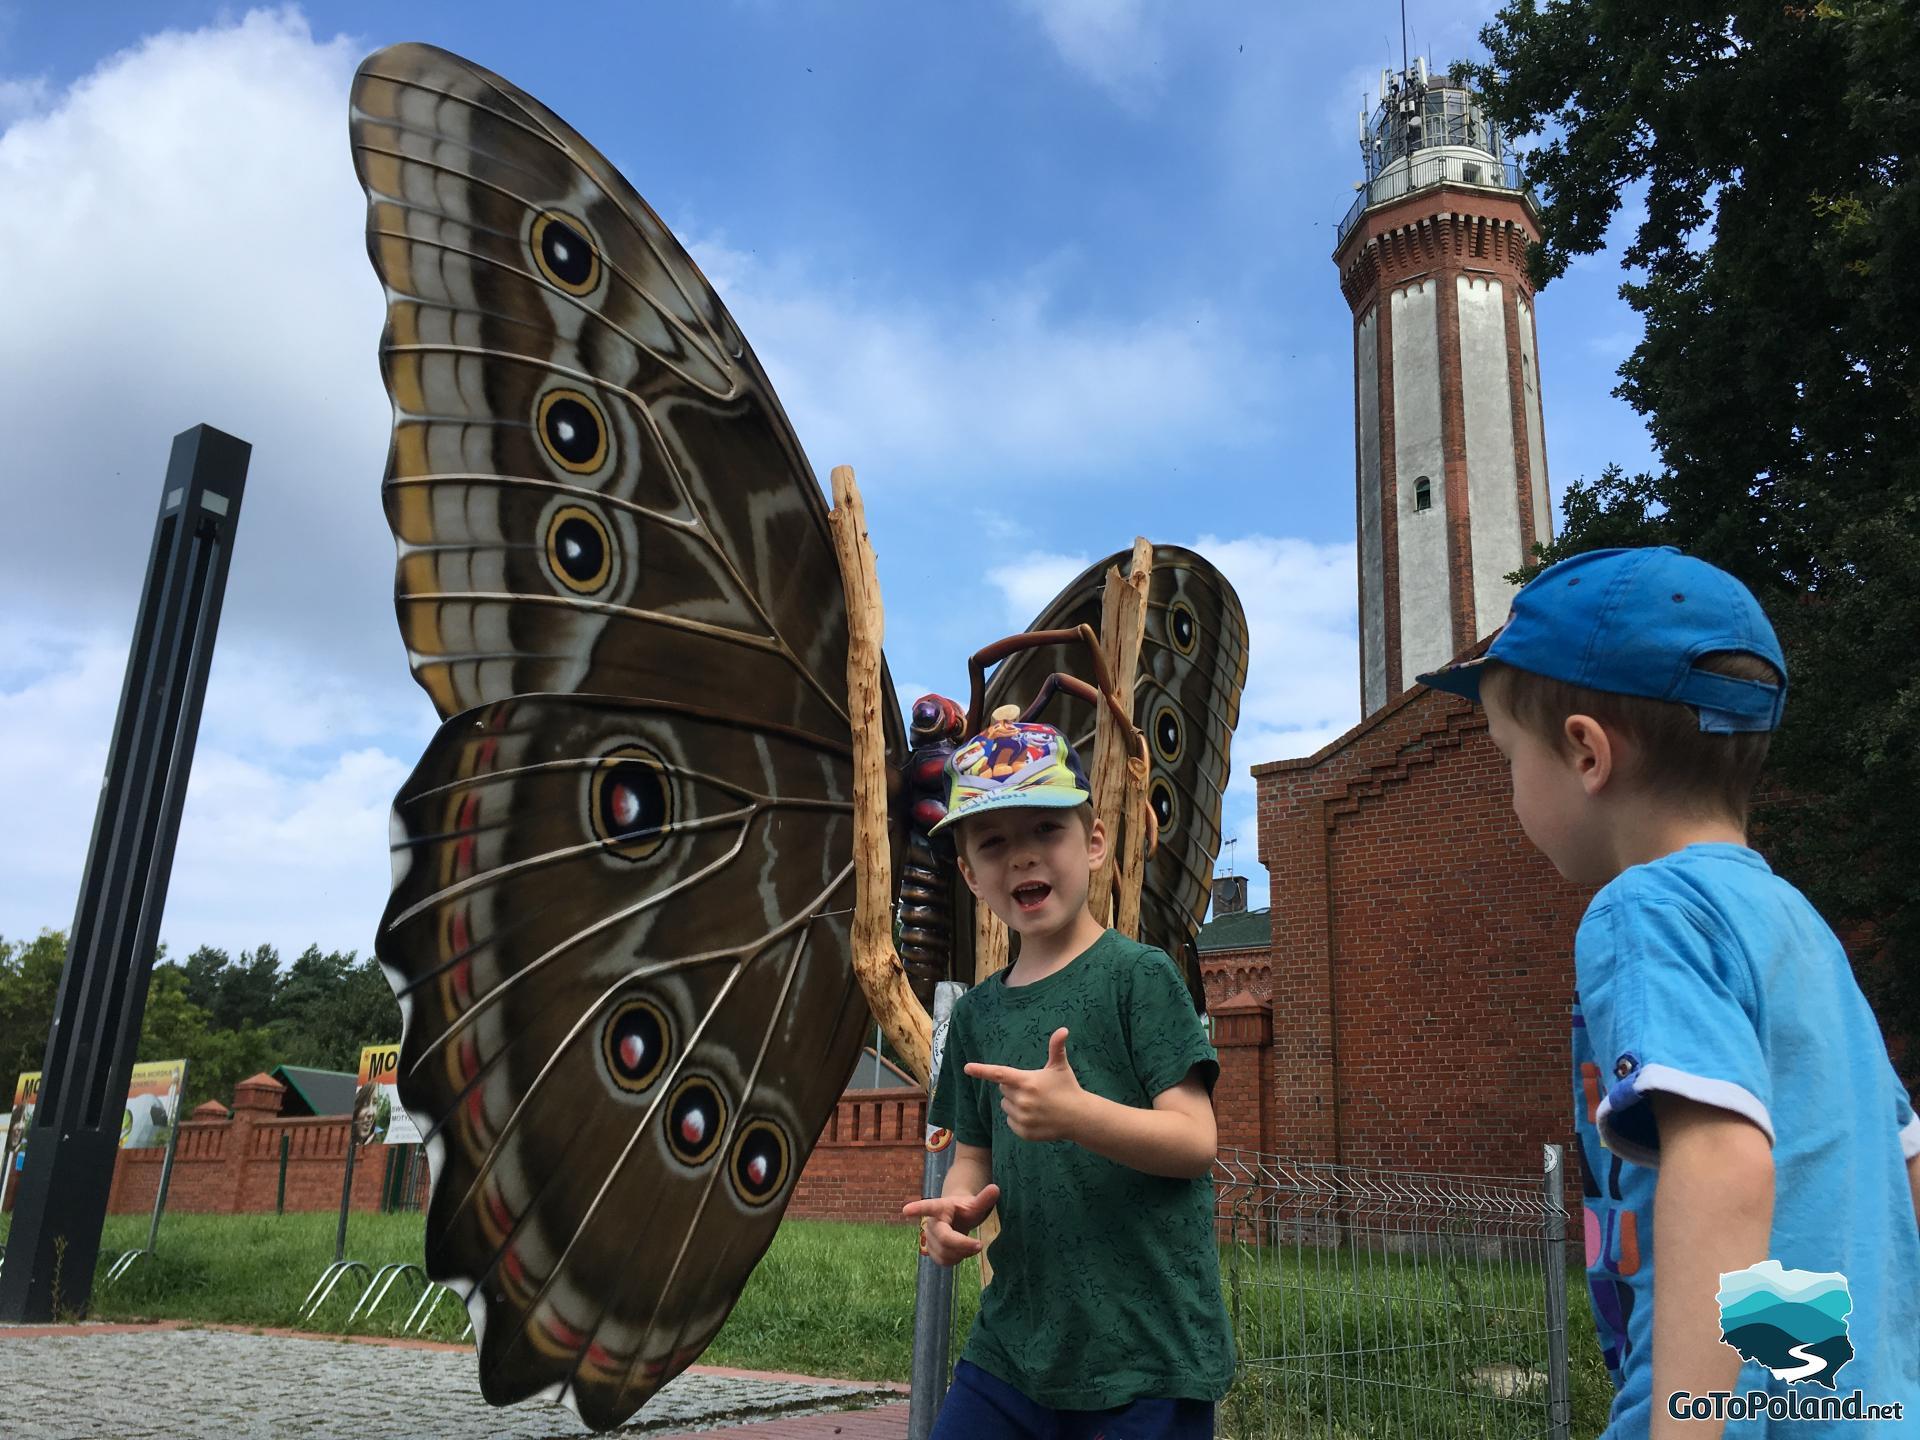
[1335,61,1552,717]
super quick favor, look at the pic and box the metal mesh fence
[1214,1145,1571,1440]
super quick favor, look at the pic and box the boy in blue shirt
[1422,547,1920,1438]
[903,708,1233,1438]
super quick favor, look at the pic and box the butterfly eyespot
[1149,777,1177,834]
[1168,600,1199,656]
[589,746,673,861]
[530,210,601,295]
[729,1119,791,1206]
[1153,706,1183,763]
[545,505,613,594]
[602,997,671,1093]
[536,388,610,474]
[665,1078,727,1166]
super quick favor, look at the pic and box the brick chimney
[1213,874,1249,916]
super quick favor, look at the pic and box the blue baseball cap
[1416,547,1787,733]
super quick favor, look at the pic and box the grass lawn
[0,1208,978,1378]
[1,1209,1609,1436]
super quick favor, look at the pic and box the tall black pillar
[0,425,249,1321]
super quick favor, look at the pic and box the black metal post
[277,1133,291,1216]
[1543,1142,1571,1440]
[908,982,967,1440]
[0,426,248,1322]
[335,1139,359,1265]
[142,1071,188,1255]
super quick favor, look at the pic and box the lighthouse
[1335,61,1551,717]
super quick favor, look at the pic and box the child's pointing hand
[965,1028,1087,1142]
[902,1183,1000,1266]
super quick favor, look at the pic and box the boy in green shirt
[904,707,1234,1438]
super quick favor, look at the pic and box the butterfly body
[353,42,1244,1431]
[897,693,968,1002]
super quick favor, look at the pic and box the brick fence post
[1209,991,1274,1155]
[224,1073,284,1213]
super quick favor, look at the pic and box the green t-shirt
[929,929,1235,1409]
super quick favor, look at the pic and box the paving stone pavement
[0,1327,904,1439]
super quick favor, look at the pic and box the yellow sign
[353,1043,420,1146]
[4,1060,184,1162]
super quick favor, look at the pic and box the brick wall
[1255,679,1590,1183]
[1200,945,1270,1008]
[6,1074,430,1220]
[1211,992,1273,1155]
[787,1089,928,1223]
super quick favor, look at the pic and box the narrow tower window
[1413,476,1433,512]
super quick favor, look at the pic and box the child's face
[1484,691,1610,885]
[954,807,1105,941]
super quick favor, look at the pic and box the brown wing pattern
[982,546,1248,1000]
[351,43,901,1429]
[353,42,850,735]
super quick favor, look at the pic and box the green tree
[179,944,229,1013]
[1472,0,1920,1071]
[271,946,399,1071]
[138,964,275,1111]
[0,931,67,1101]
[210,943,280,1033]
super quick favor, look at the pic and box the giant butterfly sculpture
[350,43,1248,1431]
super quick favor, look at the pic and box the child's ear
[1563,713,1615,795]
[1086,815,1109,868]
[953,847,982,897]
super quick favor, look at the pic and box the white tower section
[1334,64,1552,716]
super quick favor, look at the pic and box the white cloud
[0,623,424,956]
[0,7,393,677]
[0,74,47,124]
[1184,533,1360,914]
[1015,0,1163,105]
[690,237,1272,488]
[984,549,1095,628]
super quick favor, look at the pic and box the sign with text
[353,1043,420,1146]
[122,1060,187,1149]
[4,1061,184,1162]
[3,1071,36,1174]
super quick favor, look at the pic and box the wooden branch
[1089,539,1152,933]
[974,901,1010,983]
[827,465,933,1088]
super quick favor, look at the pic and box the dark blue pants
[929,1360,1215,1440]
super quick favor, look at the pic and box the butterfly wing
[981,546,1248,1000]
[352,43,904,1429]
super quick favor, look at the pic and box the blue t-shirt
[1574,844,1920,1437]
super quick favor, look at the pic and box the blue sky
[0,2,1656,958]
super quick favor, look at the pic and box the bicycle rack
[299,1259,371,1319]
[347,1261,427,1325]
[103,1248,152,1287]
[405,1281,474,1339]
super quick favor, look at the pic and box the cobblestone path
[0,1325,905,1438]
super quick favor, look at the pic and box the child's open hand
[964,1028,1086,1142]
[902,1183,1001,1266]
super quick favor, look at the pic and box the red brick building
[1251,677,1589,1178]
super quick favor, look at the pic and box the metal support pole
[277,1133,290,1215]
[0,426,248,1323]
[908,982,967,1440]
[335,1138,359,1265]
[1543,1143,1571,1440]
[142,1074,187,1255]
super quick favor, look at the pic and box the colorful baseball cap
[928,706,1092,834]
[1416,547,1787,733]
